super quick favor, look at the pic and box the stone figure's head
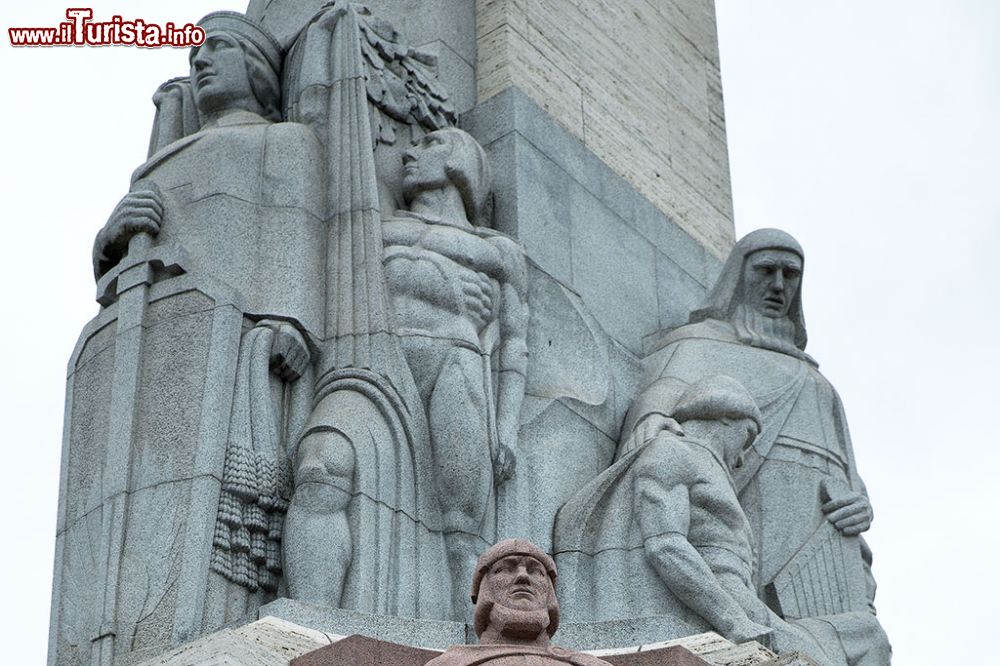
[470,539,559,643]
[691,228,808,356]
[672,376,762,470]
[191,12,282,121]
[741,246,802,320]
[402,128,491,223]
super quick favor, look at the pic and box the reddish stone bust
[426,539,611,666]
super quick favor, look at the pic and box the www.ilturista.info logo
[8,8,205,47]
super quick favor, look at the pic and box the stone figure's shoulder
[426,645,610,666]
[646,318,739,357]
[474,227,527,286]
[264,121,321,161]
[260,122,323,205]
[670,319,738,345]
[481,229,523,254]
[267,120,319,146]
[636,435,701,481]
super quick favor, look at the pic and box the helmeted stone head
[673,375,762,469]
[191,11,282,121]
[470,539,560,641]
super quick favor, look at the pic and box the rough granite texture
[48,3,868,666]
[137,617,795,666]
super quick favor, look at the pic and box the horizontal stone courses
[475,0,735,258]
[464,88,713,287]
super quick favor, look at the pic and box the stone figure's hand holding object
[260,320,311,381]
[633,412,685,447]
[93,186,164,278]
[821,479,872,536]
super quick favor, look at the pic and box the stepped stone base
[135,616,815,666]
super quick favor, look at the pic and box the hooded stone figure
[555,376,891,665]
[689,229,809,358]
[614,229,891,663]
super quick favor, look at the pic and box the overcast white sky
[1,1,997,663]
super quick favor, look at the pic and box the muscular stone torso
[683,445,757,586]
[383,215,506,349]
[644,326,857,586]
[640,438,756,586]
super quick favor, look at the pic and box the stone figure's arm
[92,186,164,279]
[257,320,311,381]
[492,236,529,483]
[636,443,771,643]
[617,375,689,458]
[263,122,324,215]
[626,412,685,452]
[821,388,873,536]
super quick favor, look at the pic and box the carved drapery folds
[52,3,889,666]
[210,321,309,594]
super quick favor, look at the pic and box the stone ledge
[135,614,814,666]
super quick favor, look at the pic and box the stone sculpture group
[50,4,890,666]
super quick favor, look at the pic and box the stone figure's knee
[292,428,355,505]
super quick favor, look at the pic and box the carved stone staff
[89,181,189,665]
[280,2,459,618]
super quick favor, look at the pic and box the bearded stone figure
[427,539,611,666]
[612,229,890,663]
[555,376,890,665]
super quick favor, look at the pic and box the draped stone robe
[623,318,871,606]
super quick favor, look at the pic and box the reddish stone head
[470,539,560,642]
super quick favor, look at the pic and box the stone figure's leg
[428,345,494,617]
[282,409,356,608]
[831,612,892,666]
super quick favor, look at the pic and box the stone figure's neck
[679,429,730,469]
[199,105,266,129]
[405,187,471,229]
[479,604,553,648]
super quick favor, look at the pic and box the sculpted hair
[194,12,283,122]
[439,128,491,224]
[240,38,282,122]
[690,228,808,351]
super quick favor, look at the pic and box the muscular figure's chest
[383,218,504,276]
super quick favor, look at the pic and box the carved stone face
[719,417,759,470]
[484,555,551,612]
[190,33,254,115]
[741,249,802,318]
[402,131,453,197]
